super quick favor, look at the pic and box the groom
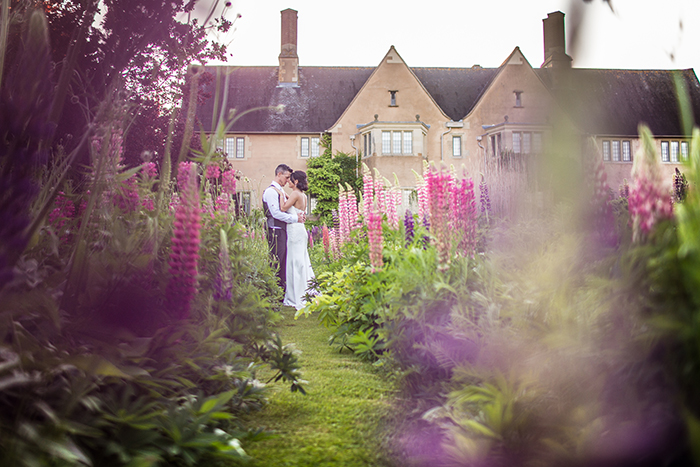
[263,164,305,290]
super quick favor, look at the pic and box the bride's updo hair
[290,170,308,191]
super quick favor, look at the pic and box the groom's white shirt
[263,181,297,228]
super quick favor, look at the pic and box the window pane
[235,137,245,159]
[513,132,521,154]
[311,137,320,157]
[622,141,631,162]
[661,142,669,162]
[382,131,391,154]
[682,141,689,160]
[612,141,620,162]
[301,137,309,158]
[403,131,412,154]
[671,141,679,162]
[602,141,610,161]
[225,137,235,157]
[452,136,461,157]
[393,131,402,154]
[523,133,531,154]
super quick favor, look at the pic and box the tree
[2,0,233,169]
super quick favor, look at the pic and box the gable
[465,48,559,125]
[329,46,449,132]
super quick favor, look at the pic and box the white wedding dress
[283,205,315,310]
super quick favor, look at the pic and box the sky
[200,0,700,71]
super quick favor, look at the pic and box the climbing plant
[306,133,359,226]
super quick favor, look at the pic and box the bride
[274,170,315,310]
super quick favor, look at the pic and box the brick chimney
[278,8,299,85]
[541,11,572,69]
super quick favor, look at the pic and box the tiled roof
[197,65,700,138]
[197,66,373,133]
[536,68,700,137]
[412,67,499,121]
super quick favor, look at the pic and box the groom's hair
[275,164,293,175]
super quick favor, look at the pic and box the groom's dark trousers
[266,227,287,290]
[263,198,287,290]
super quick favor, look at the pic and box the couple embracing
[263,164,315,310]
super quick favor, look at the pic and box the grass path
[243,307,397,467]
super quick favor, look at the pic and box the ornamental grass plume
[362,163,374,225]
[629,125,674,242]
[166,162,202,319]
[586,147,617,247]
[213,228,233,301]
[368,209,384,272]
[479,174,492,219]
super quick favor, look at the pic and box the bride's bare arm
[281,190,299,211]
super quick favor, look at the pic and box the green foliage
[306,134,359,226]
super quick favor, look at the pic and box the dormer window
[389,90,398,107]
[514,91,523,107]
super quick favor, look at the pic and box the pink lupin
[166,162,202,319]
[362,163,374,225]
[367,209,383,272]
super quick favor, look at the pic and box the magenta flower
[166,163,201,319]
[222,169,237,195]
[368,210,383,272]
[348,189,360,232]
[206,164,221,180]
[114,177,140,212]
[629,126,674,242]
[426,164,452,270]
[178,161,196,190]
[322,224,330,256]
[338,185,350,246]
[374,170,386,213]
[362,163,374,225]
[143,162,158,178]
[48,191,75,242]
[450,173,477,257]
[404,210,415,245]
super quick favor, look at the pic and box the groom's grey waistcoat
[263,186,287,230]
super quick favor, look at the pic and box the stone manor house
[196,8,700,214]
